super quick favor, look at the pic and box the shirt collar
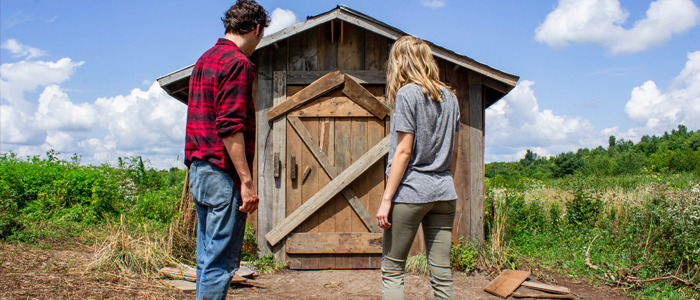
[216,38,242,51]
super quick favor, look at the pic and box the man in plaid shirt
[184,1,269,299]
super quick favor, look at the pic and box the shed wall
[251,21,485,261]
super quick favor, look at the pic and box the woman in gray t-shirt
[376,36,459,300]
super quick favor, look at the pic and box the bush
[451,238,476,272]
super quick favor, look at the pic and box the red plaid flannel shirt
[185,38,256,188]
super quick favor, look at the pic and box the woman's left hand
[376,200,392,229]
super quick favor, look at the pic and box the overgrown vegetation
[480,125,700,299]
[0,151,280,277]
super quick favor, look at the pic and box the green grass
[484,173,700,299]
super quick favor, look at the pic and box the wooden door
[265,70,390,269]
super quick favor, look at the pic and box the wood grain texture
[255,48,275,256]
[287,70,385,85]
[287,116,380,233]
[317,21,338,70]
[342,75,389,119]
[521,281,571,294]
[265,136,390,246]
[271,71,288,262]
[446,66,471,244]
[337,22,364,70]
[484,270,531,298]
[266,70,344,120]
[287,96,374,118]
[286,233,382,254]
[298,118,320,269]
[468,82,484,243]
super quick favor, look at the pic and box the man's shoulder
[198,42,251,67]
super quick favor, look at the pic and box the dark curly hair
[222,0,271,36]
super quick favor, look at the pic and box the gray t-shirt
[386,83,460,203]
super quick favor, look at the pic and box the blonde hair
[386,36,444,104]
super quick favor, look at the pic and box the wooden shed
[158,5,518,269]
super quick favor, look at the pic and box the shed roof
[158,5,519,105]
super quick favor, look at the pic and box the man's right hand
[239,181,259,213]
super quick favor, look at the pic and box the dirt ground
[0,242,631,299]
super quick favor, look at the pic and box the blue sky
[1,0,699,168]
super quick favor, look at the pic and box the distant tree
[608,135,617,149]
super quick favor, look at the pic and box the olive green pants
[381,200,456,300]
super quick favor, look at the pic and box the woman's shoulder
[397,83,423,95]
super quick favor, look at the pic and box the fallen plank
[521,281,571,294]
[160,267,196,282]
[162,279,197,291]
[484,269,531,298]
[160,267,247,283]
[511,292,575,299]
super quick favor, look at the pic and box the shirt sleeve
[455,96,461,132]
[216,59,253,138]
[392,87,417,134]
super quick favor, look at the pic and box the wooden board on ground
[511,292,575,299]
[521,281,571,294]
[162,279,196,291]
[483,269,531,298]
[159,267,247,284]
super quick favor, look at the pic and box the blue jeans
[189,160,247,300]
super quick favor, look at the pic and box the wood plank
[317,22,338,70]
[350,117,369,269]
[265,136,390,246]
[288,116,381,233]
[287,96,374,118]
[287,28,318,71]
[285,120,302,269]
[468,82,484,243]
[267,70,344,120]
[287,70,385,85]
[366,86,386,269]
[255,48,275,256]
[162,280,197,291]
[364,31,388,71]
[447,66,470,244]
[342,75,390,119]
[521,281,571,294]
[271,71,287,262]
[286,233,382,254]
[299,118,320,269]
[511,292,575,299]
[484,269,531,298]
[337,22,364,70]
[318,117,336,269]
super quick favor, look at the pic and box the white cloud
[94,82,186,153]
[535,0,700,53]
[421,0,447,8]
[1,39,47,60]
[0,41,187,169]
[0,57,84,110]
[486,80,607,162]
[265,8,297,36]
[624,51,700,134]
[486,51,700,162]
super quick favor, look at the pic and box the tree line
[486,124,700,180]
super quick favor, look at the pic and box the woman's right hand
[376,200,392,229]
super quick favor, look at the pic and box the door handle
[290,154,297,179]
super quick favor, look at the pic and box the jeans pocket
[191,169,233,208]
